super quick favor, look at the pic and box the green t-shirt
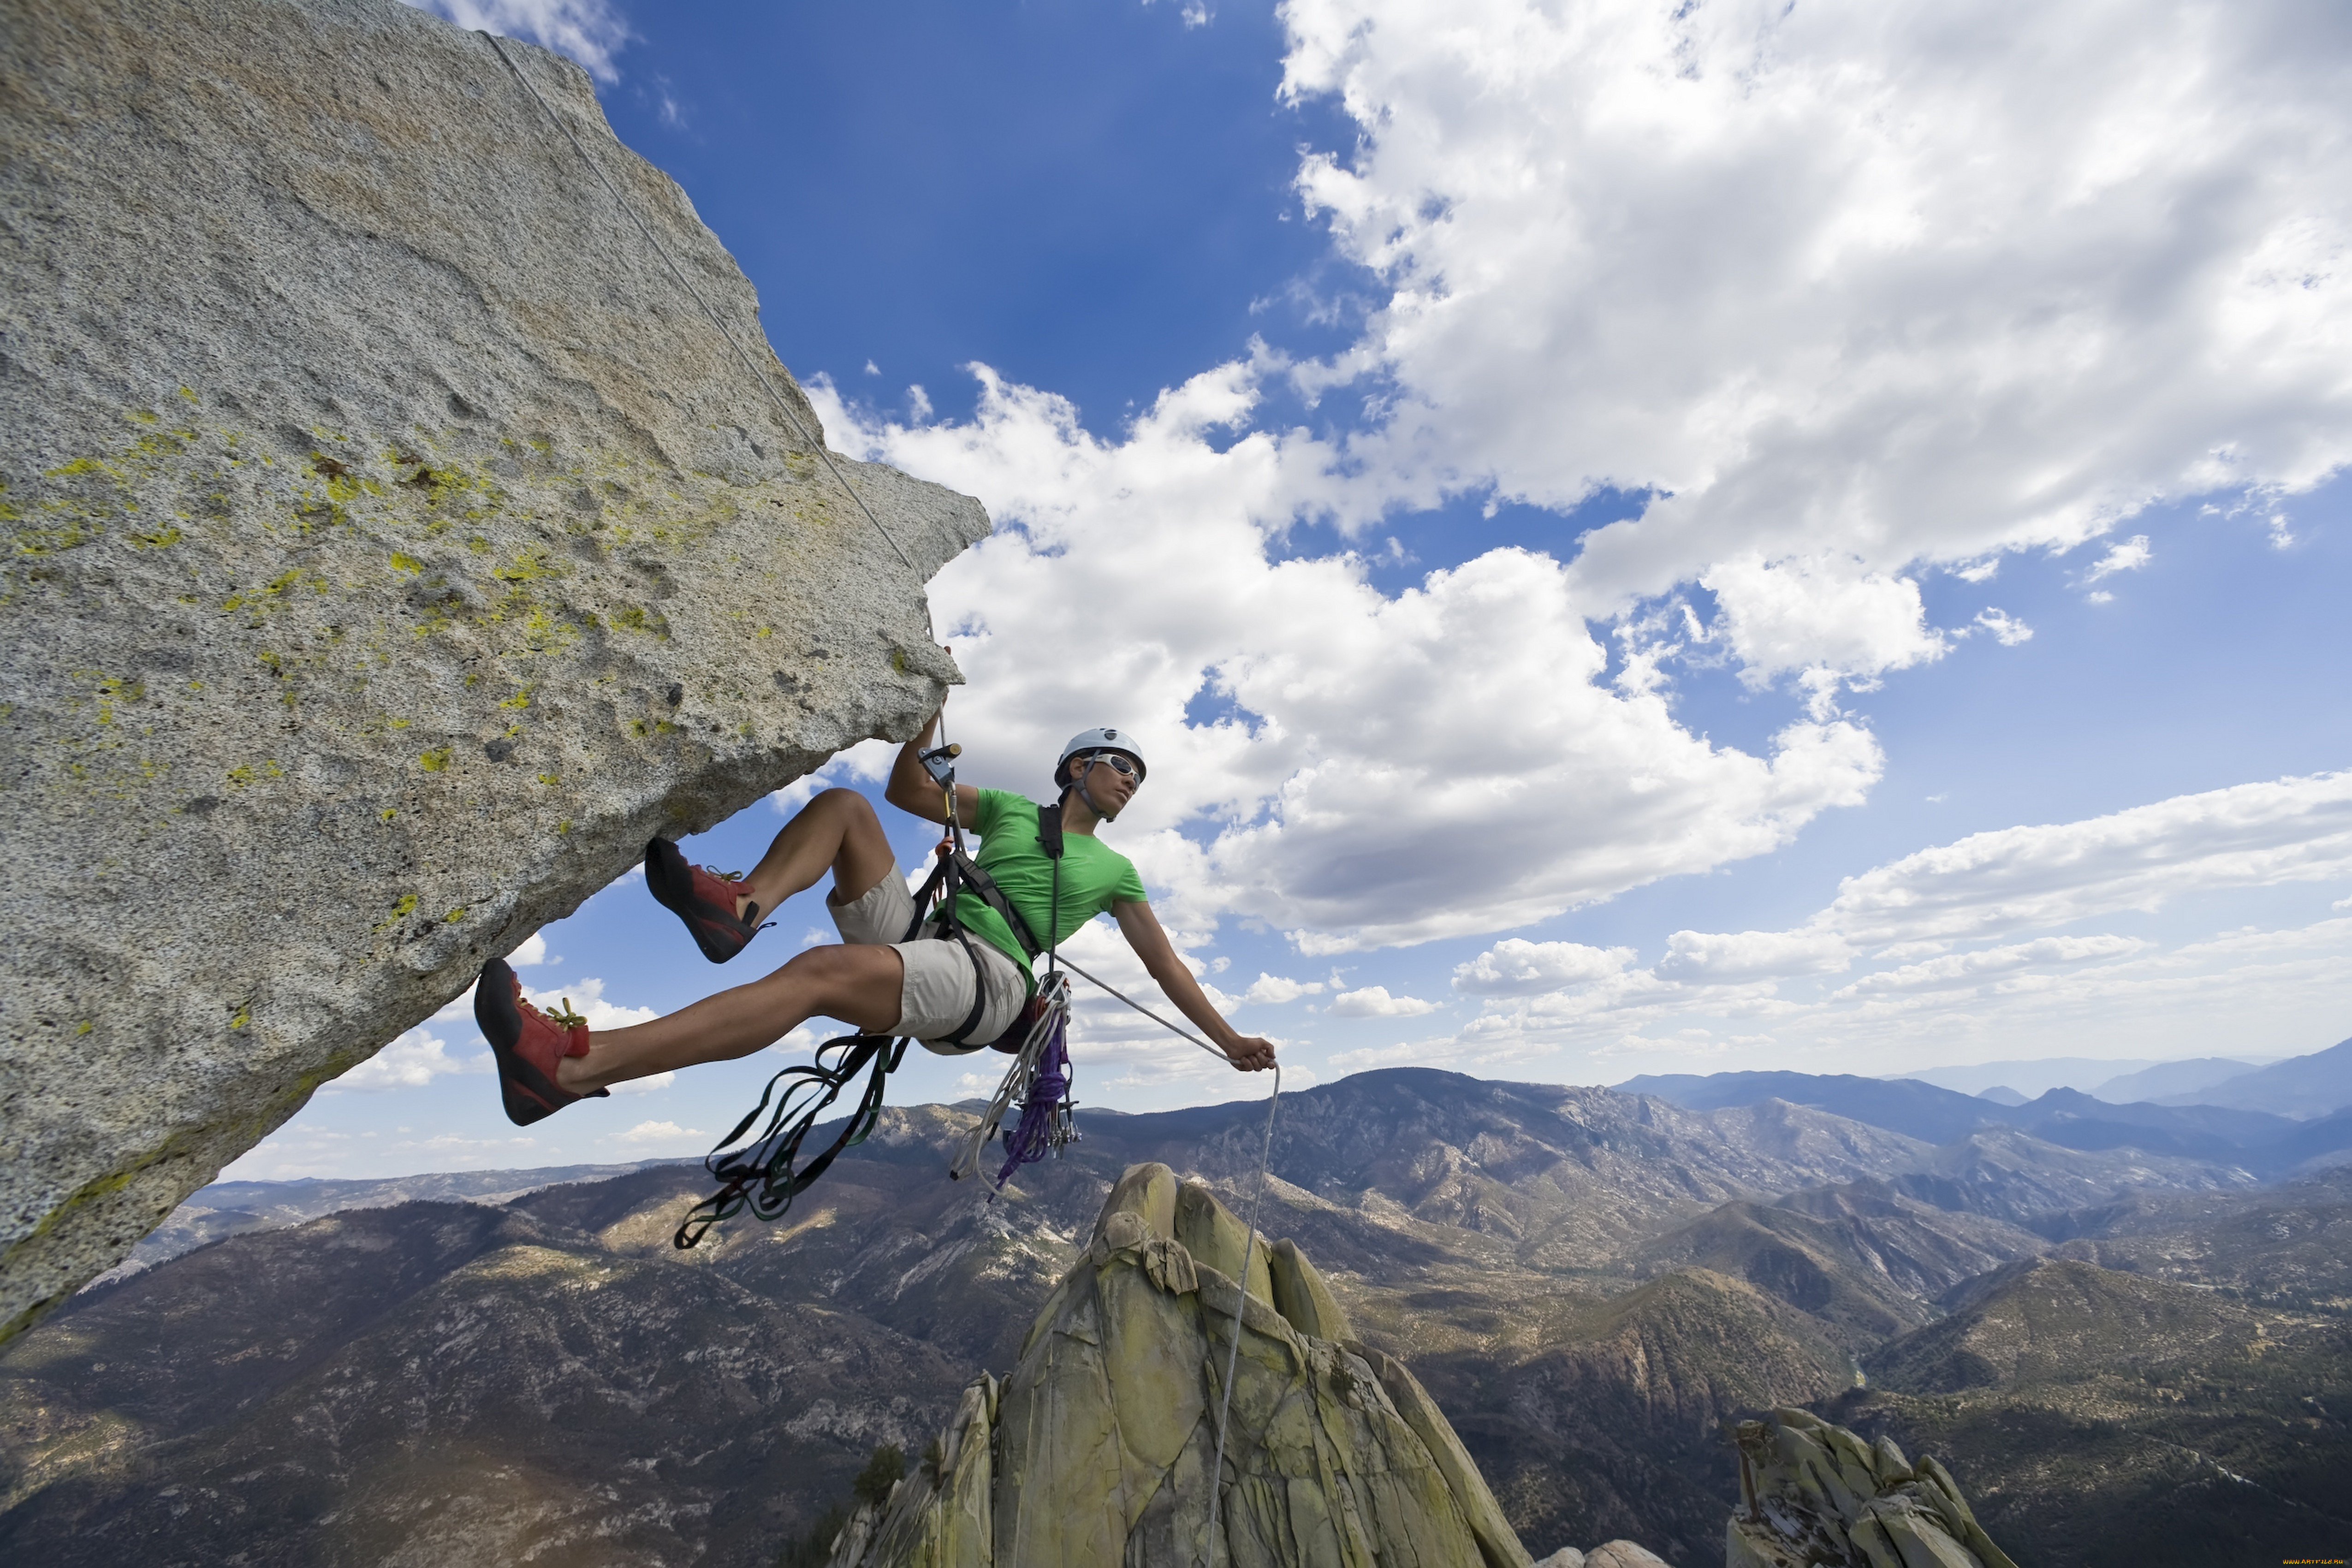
[952,787,1147,989]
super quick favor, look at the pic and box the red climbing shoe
[646,837,763,963]
[475,956,605,1126]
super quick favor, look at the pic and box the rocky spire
[826,1163,1535,1568]
[1728,1407,2019,1568]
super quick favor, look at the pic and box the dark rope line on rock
[1203,1062,1279,1568]
[1054,953,1279,1568]
[482,32,915,572]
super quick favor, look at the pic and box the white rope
[1052,955,1279,1568]
[483,34,915,571]
[946,971,1073,1185]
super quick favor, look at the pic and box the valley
[3,1067,2346,1566]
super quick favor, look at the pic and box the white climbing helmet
[1056,726,1147,787]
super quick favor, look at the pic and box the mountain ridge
[10,1065,2337,1567]
[2156,1036,2352,1118]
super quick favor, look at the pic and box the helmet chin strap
[1068,762,1120,823]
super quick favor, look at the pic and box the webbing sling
[939,802,1062,964]
[671,787,1003,1247]
[671,1030,903,1249]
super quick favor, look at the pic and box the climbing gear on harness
[945,762,1084,1190]
[475,956,608,1126]
[1055,726,1146,784]
[483,32,915,574]
[944,968,1079,1189]
[645,838,768,963]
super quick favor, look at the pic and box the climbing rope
[483,33,915,571]
[1205,1060,1280,1568]
[1049,954,1280,1568]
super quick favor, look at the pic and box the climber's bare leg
[729,787,899,924]
[557,944,905,1093]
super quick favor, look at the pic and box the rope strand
[484,33,915,571]
[1051,953,1278,1568]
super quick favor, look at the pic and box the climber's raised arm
[883,706,978,828]
[1113,899,1277,1073]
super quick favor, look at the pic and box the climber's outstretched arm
[1113,900,1277,1072]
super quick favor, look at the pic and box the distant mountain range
[2085,1056,2275,1104]
[6,1066,2347,1568]
[2150,1036,2352,1117]
[1620,1044,2352,1178]
[1887,1037,2351,1117]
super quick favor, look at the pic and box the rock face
[1726,1408,2017,1568]
[826,1163,1536,1568]
[1534,1544,1673,1568]
[0,0,986,1341]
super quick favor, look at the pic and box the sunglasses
[1086,753,1141,779]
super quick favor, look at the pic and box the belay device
[672,725,1081,1250]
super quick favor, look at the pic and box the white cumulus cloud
[1820,770,2352,946]
[1448,774,2352,1063]
[613,1120,708,1150]
[1833,934,2156,998]
[327,1028,490,1092]
[1243,973,1326,1004]
[610,1070,677,1095]
[817,373,1884,955]
[1279,0,2352,623]
[1328,985,1441,1018]
[1654,928,1856,984]
[407,0,633,82]
[1453,938,1635,997]
[1969,609,2033,647]
[2084,535,2154,584]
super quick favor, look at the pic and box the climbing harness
[946,732,1083,1192]
[483,33,914,572]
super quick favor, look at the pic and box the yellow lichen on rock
[1174,1177,1276,1308]
[0,0,989,1343]
[832,1167,1533,1568]
[1268,1237,1353,1344]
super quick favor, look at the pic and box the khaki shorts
[830,869,1028,1054]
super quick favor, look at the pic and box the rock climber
[474,714,1278,1124]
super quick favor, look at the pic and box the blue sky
[230,0,2352,1179]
